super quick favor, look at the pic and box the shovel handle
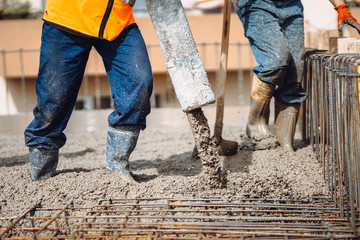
[214,0,232,140]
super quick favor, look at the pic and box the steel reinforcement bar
[0,198,358,239]
[303,51,360,234]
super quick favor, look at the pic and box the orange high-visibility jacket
[43,0,136,41]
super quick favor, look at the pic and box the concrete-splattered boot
[274,100,300,152]
[106,126,140,184]
[29,147,59,181]
[246,75,276,140]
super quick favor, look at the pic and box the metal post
[19,48,27,112]
[237,42,245,105]
[146,45,156,108]
[94,51,101,109]
[1,49,10,114]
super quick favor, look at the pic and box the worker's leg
[247,74,275,140]
[273,1,306,151]
[234,1,306,147]
[274,0,306,104]
[24,23,93,180]
[95,24,153,182]
[234,1,289,140]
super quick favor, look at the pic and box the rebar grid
[303,52,360,235]
[0,198,358,239]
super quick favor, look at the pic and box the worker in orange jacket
[233,0,360,152]
[24,0,153,183]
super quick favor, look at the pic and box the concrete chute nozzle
[146,0,215,112]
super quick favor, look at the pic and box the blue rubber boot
[106,126,140,183]
[29,147,59,181]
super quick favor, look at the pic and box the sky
[302,0,338,31]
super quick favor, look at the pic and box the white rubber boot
[106,126,140,184]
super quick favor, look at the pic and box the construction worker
[233,0,360,151]
[24,0,153,183]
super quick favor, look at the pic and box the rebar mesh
[303,52,360,234]
[0,198,359,239]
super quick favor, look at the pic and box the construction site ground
[2,106,355,239]
[0,106,329,216]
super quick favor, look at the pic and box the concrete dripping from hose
[186,108,223,189]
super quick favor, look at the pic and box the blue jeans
[25,23,153,150]
[233,0,306,103]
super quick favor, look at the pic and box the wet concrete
[186,108,222,189]
[0,105,327,219]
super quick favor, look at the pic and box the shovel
[213,0,238,156]
[192,0,238,158]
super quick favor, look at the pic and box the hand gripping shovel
[213,0,238,156]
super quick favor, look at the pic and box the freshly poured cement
[0,113,329,217]
[186,108,222,188]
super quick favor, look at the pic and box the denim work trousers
[233,0,307,103]
[25,23,153,150]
